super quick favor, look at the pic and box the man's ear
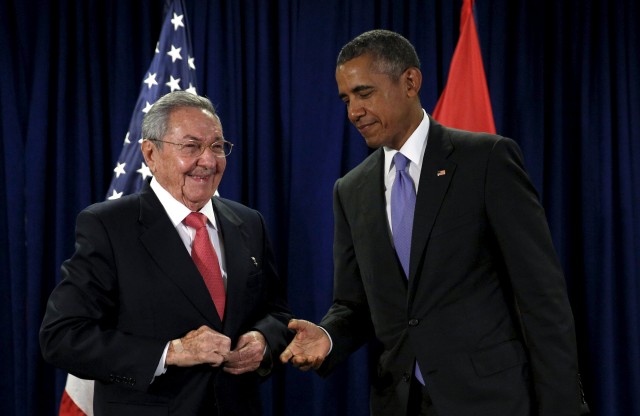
[141,140,156,173]
[404,67,422,97]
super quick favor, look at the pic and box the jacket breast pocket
[432,210,482,236]
[246,271,263,289]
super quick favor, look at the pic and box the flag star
[171,13,184,31]
[166,75,181,92]
[113,162,127,178]
[142,101,154,113]
[167,44,182,62]
[186,83,197,95]
[108,189,123,200]
[106,1,198,202]
[143,72,158,89]
[137,163,153,180]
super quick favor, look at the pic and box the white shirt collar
[383,109,430,173]
[150,178,218,230]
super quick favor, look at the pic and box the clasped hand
[167,325,266,375]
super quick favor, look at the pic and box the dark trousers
[407,377,438,416]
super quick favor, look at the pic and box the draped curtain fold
[1,0,638,415]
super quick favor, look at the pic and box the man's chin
[362,136,383,149]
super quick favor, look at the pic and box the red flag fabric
[59,378,93,415]
[432,0,495,134]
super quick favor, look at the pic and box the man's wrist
[318,326,333,354]
[171,338,184,353]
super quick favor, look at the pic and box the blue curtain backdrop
[1,0,638,415]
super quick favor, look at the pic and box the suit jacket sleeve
[39,207,167,391]
[317,178,376,376]
[485,138,587,414]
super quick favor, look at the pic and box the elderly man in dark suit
[40,91,292,415]
[280,30,588,416]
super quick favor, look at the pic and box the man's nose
[349,104,365,122]
[198,145,219,166]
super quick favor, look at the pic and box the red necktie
[184,212,226,319]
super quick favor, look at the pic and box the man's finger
[280,348,294,363]
[287,319,307,332]
[293,362,314,371]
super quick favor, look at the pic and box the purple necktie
[391,152,424,385]
[391,153,416,278]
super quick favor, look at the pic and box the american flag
[106,0,198,200]
[60,1,198,414]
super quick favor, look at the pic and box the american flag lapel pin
[437,169,446,177]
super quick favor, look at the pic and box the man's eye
[212,143,224,152]
[181,143,201,155]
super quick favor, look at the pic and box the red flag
[59,378,93,415]
[432,0,495,134]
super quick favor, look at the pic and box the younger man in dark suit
[280,29,588,416]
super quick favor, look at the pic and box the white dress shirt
[383,109,430,231]
[149,178,227,379]
[323,110,430,353]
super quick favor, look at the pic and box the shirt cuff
[318,326,333,354]
[152,341,171,381]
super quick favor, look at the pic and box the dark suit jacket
[318,117,588,415]
[40,183,292,416]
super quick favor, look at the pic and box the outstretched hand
[279,319,331,371]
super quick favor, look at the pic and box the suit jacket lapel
[408,118,456,298]
[362,150,410,290]
[137,184,222,328]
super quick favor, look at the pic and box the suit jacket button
[408,319,419,327]
[402,373,411,382]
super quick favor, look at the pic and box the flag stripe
[60,376,93,416]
